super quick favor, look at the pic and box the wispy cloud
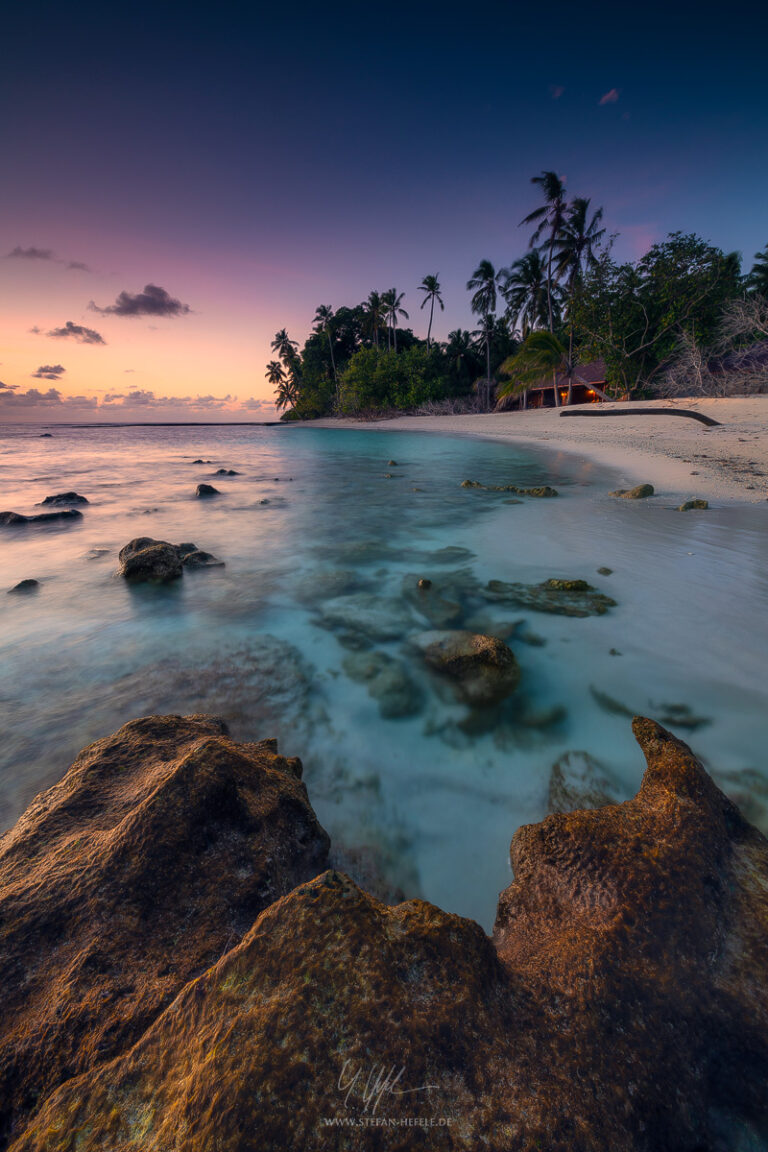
[6,246,90,271]
[31,364,66,380]
[7,246,55,261]
[103,389,231,409]
[599,88,620,105]
[89,284,191,318]
[47,321,106,345]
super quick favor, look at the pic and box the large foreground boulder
[3,719,768,1152]
[0,715,329,1146]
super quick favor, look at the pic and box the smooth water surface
[1,423,767,929]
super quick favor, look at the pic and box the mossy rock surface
[484,577,616,617]
[678,499,709,511]
[610,483,654,499]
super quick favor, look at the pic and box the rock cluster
[461,479,559,497]
[117,537,224,582]
[2,717,767,1151]
[38,492,89,506]
[484,576,616,617]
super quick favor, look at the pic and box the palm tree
[270,329,299,366]
[313,305,338,392]
[497,330,573,408]
[554,197,605,402]
[520,171,568,336]
[363,291,385,349]
[746,243,768,296]
[466,260,502,410]
[266,360,285,388]
[418,274,444,348]
[381,288,408,352]
[500,250,551,338]
[446,329,474,375]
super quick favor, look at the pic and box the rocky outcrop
[117,538,224,582]
[214,468,240,476]
[37,492,89,507]
[0,509,82,527]
[484,576,616,617]
[7,579,40,594]
[413,629,520,706]
[0,715,329,1146]
[678,498,709,510]
[461,479,559,497]
[610,482,654,498]
[6,718,768,1152]
[195,483,220,497]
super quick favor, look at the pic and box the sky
[1,0,766,422]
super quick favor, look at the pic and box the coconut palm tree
[265,360,285,388]
[554,197,605,402]
[500,250,551,338]
[497,330,574,408]
[520,171,568,338]
[466,260,502,410]
[746,243,768,296]
[418,274,444,348]
[381,288,408,352]
[313,305,338,391]
[363,291,385,349]
[270,329,299,366]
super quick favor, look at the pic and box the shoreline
[306,396,768,505]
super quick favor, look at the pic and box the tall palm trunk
[548,223,559,407]
[327,330,338,404]
[393,318,398,353]
[427,297,434,349]
[485,335,491,412]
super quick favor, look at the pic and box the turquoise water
[1,423,767,929]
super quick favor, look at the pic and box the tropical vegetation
[265,172,768,418]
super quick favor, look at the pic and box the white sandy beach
[312,396,768,504]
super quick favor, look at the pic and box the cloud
[31,364,66,380]
[0,380,19,391]
[6,246,90,271]
[599,88,620,105]
[102,389,232,410]
[549,85,565,100]
[7,246,54,261]
[47,321,106,345]
[89,284,191,318]
[28,325,43,335]
[0,386,97,410]
[240,396,270,411]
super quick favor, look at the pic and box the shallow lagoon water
[1,422,767,930]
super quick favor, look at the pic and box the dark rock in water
[190,459,212,464]
[402,572,463,628]
[181,549,225,569]
[10,719,768,1152]
[0,508,83,527]
[678,499,709,511]
[8,579,40,594]
[417,577,431,589]
[461,479,559,497]
[38,492,89,507]
[342,650,424,719]
[118,537,183,582]
[548,749,623,813]
[387,459,397,466]
[117,538,223,581]
[610,482,654,499]
[39,432,53,437]
[589,683,635,716]
[414,629,520,706]
[195,483,220,498]
[597,566,613,575]
[0,715,329,1144]
[484,577,616,617]
[214,468,240,476]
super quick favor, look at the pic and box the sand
[311,396,768,504]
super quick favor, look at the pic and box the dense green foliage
[266,175,766,415]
